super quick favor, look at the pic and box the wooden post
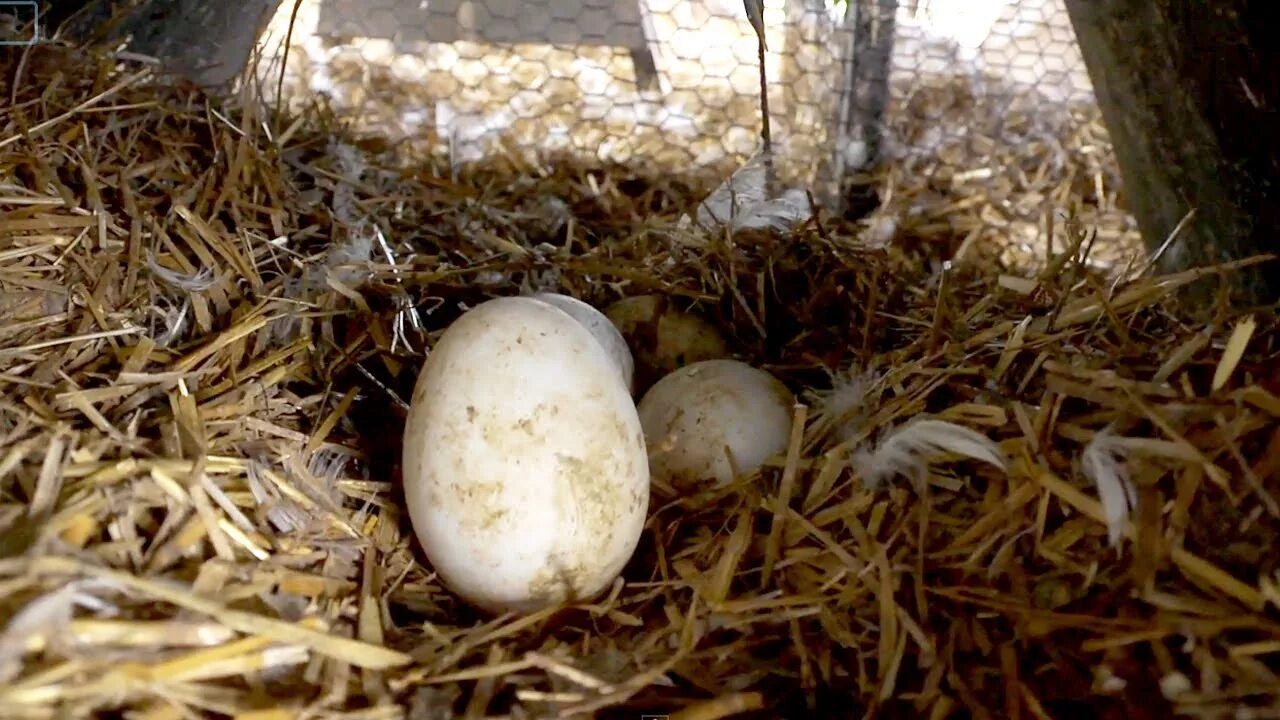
[834,0,896,220]
[1063,0,1280,306]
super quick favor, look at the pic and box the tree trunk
[53,0,284,90]
[1063,0,1279,306]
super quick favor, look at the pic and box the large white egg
[637,359,795,491]
[402,296,650,613]
[528,292,635,393]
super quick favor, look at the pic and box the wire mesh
[15,0,1131,274]
[259,0,840,192]
[256,0,1106,224]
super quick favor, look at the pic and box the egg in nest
[402,296,649,613]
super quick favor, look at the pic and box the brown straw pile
[1,34,1278,720]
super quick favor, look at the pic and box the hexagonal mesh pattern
[254,0,1098,209]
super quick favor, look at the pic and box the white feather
[146,250,217,292]
[731,188,813,232]
[1080,430,1137,546]
[695,151,771,229]
[806,365,882,444]
[691,150,814,233]
[853,419,1007,490]
[0,585,77,679]
[0,581,113,683]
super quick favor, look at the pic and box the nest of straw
[2,35,1279,720]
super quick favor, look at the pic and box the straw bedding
[1,36,1278,720]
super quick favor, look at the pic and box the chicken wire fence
[254,0,1101,218]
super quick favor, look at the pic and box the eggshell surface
[638,359,795,491]
[402,296,650,613]
[603,294,729,393]
[529,292,635,392]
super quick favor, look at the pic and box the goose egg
[402,296,649,613]
[637,359,794,491]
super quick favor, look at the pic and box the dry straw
[1,21,1278,720]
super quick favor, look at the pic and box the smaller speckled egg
[603,294,729,393]
[638,359,795,491]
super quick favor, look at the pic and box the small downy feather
[852,419,1007,491]
[0,581,115,683]
[316,139,377,290]
[806,364,881,445]
[146,250,217,292]
[1080,429,1137,546]
[271,141,377,345]
[247,456,307,534]
[0,584,78,683]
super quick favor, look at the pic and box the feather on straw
[806,364,882,445]
[690,150,813,232]
[1080,429,1137,546]
[0,581,117,683]
[852,419,1007,491]
[730,188,813,232]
